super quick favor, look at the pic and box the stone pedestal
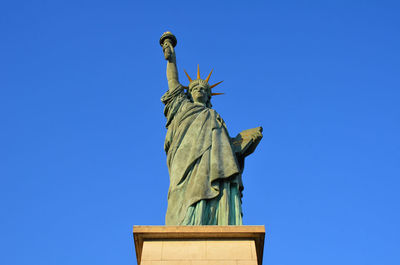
[133,226,265,265]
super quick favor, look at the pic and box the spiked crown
[184,65,224,97]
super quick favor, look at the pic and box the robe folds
[162,84,243,225]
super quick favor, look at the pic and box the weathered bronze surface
[160,32,263,225]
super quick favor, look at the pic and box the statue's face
[190,84,209,105]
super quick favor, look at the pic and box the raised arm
[163,40,180,90]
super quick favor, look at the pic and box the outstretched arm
[163,40,180,90]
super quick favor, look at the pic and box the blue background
[1,1,399,264]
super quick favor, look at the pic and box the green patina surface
[160,32,263,225]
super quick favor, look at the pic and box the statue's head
[184,65,224,108]
[188,79,211,107]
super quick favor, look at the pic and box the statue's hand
[163,40,175,62]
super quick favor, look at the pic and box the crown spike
[209,80,224,89]
[184,69,192,82]
[205,69,213,83]
[211,92,224,96]
[197,64,201,79]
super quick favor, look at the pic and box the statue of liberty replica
[160,32,263,226]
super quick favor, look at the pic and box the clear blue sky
[1,1,399,264]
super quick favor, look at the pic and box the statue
[160,32,263,225]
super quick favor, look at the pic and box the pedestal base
[133,226,265,265]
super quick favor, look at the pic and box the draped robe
[161,84,243,225]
